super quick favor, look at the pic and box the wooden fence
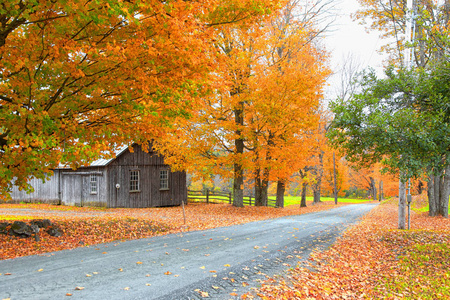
[187,189,276,207]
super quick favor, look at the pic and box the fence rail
[188,189,276,207]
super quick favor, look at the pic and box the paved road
[0,204,377,300]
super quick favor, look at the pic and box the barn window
[130,170,140,192]
[90,174,98,194]
[160,170,169,190]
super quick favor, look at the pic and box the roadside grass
[0,201,350,260]
[283,196,373,207]
[250,196,450,299]
[381,242,450,299]
[188,194,372,206]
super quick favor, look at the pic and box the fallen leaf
[37,269,43,272]
[74,287,84,290]
[124,287,130,291]
[199,291,209,297]
[136,261,143,265]
[164,271,172,275]
[66,293,72,296]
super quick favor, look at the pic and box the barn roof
[89,145,130,166]
[57,145,130,169]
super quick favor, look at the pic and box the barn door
[80,175,90,207]
[68,176,82,206]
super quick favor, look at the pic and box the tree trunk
[233,162,244,207]
[260,179,268,207]
[276,180,285,208]
[379,180,383,201]
[313,188,321,204]
[417,180,424,194]
[439,165,450,217]
[398,178,407,230]
[300,182,307,207]
[312,151,323,205]
[254,168,263,206]
[333,152,338,205]
[369,177,377,200]
[427,175,437,216]
[232,102,245,208]
[434,172,441,215]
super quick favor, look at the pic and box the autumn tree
[329,65,450,226]
[156,0,329,208]
[0,0,280,197]
[351,0,450,219]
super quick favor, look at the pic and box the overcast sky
[324,0,386,102]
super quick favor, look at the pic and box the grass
[188,194,373,207]
[409,193,450,214]
[283,196,373,207]
[382,243,450,299]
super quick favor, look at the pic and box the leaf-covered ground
[0,201,348,260]
[249,196,450,299]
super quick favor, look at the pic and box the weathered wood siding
[107,144,186,208]
[9,143,186,208]
[10,172,60,203]
[60,168,108,207]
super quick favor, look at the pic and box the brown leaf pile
[0,202,346,260]
[250,199,450,299]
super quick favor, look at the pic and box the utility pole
[405,0,415,230]
[405,0,416,68]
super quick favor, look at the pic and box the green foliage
[328,65,450,180]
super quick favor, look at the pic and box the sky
[323,0,386,102]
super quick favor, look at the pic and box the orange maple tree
[0,0,280,197]
[157,1,329,207]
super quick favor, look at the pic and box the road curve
[0,203,377,300]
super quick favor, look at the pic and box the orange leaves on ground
[250,200,450,299]
[0,202,343,260]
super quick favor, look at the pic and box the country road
[0,204,377,300]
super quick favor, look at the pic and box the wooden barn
[10,144,187,208]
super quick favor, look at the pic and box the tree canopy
[0,0,280,195]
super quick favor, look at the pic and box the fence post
[249,196,252,206]
[229,192,232,204]
[206,189,209,204]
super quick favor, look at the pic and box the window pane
[160,170,168,189]
[130,170,140,191]
[90,174,97,194]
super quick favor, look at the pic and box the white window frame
[160,169,169,190]
[90,174,98,195]
[130,170,140,192]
